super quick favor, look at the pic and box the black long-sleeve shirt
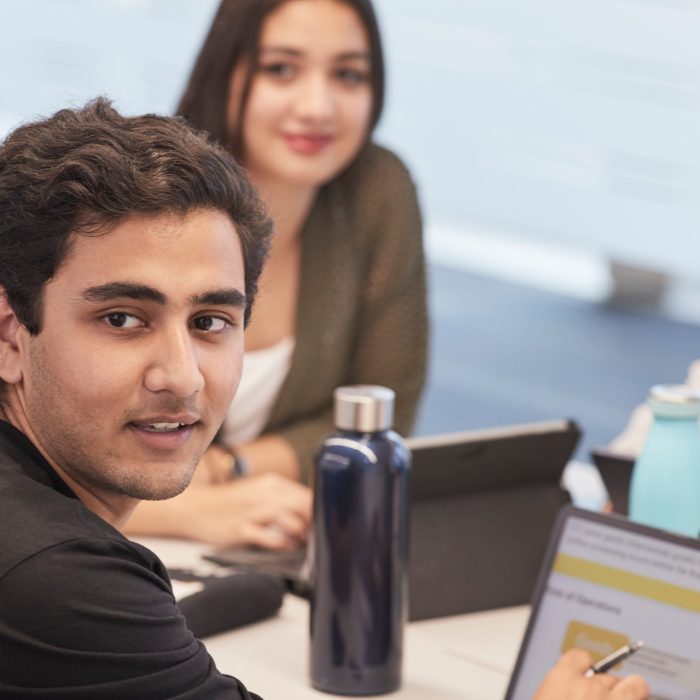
[0,421,262,699]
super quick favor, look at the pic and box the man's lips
[128,414,200,434]
[283,132,333,155]
[126,416,201,452]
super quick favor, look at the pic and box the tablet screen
[506,509,700,699]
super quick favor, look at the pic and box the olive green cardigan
[253,143,428,482]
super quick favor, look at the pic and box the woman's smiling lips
[282,132,333,155]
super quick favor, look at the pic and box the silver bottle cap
[334,385,395,432]
[649,384,700,417]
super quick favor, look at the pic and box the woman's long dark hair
[177,0,385,160]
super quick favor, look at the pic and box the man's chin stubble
[80,460,198,502]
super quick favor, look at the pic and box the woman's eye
[104,312,141,329]
[193,316,229,332]
[336,68,369,86]
[260,62,295,80]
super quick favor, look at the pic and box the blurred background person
[124,0,428,547]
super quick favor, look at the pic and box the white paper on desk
[171,580,205,601]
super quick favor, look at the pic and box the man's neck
[49,463,137,531]
[0,403,137,529]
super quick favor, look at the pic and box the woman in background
[125,0,428,547]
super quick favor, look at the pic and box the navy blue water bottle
[310,385,410,696]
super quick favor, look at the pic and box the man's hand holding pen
[584,642,644,679]
[533,648,649,700]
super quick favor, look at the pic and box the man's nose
[143,327,205,398]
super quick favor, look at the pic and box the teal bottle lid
[648,384,700,418]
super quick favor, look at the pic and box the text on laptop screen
[508,513,700,699]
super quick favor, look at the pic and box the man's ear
[0,289,26,385]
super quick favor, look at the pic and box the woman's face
[228,0,373,190]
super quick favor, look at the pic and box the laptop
[204,418,580,620]
[505,506,700,699]
[590,447,636,515]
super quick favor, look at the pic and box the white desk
[141,537,530,699]
[205,595,528,700]
[138,461,609,699]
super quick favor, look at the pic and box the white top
[221,336,295,447]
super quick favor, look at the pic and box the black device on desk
[205,419,580,621]
[505,506,700,700]
[169,568,285,638]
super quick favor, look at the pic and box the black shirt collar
[0,420,77,499]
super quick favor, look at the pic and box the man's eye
[104,312,141,329]
[193,316,229,332]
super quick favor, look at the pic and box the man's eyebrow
[80,284,246,309]
[190,289,247,309]
[81,283,166,304]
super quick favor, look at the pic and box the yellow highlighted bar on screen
[553,553,700,614]
[562,621,629,664]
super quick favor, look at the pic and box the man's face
[11,209,245,510]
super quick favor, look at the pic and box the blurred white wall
[0,0,218,130]
[372,0,700,304]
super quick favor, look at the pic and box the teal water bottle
[629,384,700,537]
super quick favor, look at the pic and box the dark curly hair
[0,97,272,336]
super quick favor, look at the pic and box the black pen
[584,641,645,677]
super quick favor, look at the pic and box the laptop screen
[506,507,700,699]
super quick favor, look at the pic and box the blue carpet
[415,265,700,460]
